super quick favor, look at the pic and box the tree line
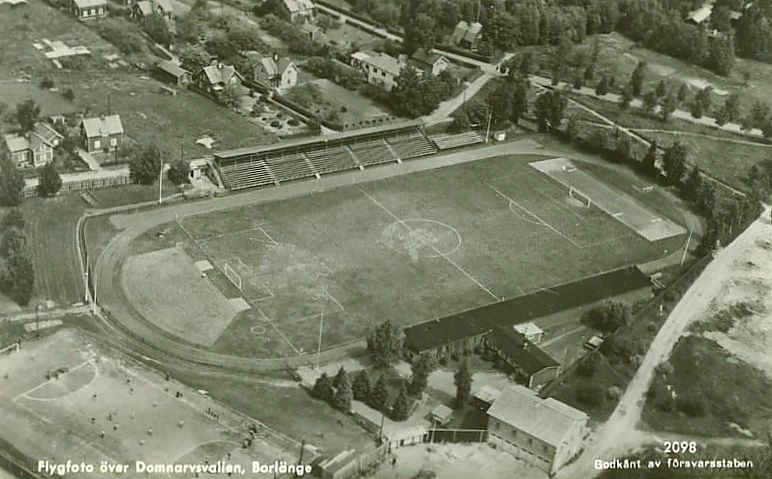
[0,209,35,306]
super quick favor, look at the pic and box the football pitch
[122,155,686,359]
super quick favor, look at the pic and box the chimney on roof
[273,52,280,63]
[218,62,224,70]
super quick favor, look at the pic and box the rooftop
[473,385,502,405]
[81,115,124,138]
[487,385,588,447]
[281,0,314,13]
[486,326,559,376]
[155,60,189,78]
[361,53,403,77]
[404,266,650,353]
[410,48,445,67]
[72,0,105,8]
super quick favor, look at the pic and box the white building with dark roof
[278,0,315,22]
[3,123,63,168]
[71,0,106,20]
[451,21,482,50]
[354,52,406,91]
[486,385,588,474]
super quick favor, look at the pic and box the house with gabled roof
[485,326,560,390]
[193,60,244,95]
[486,385,588,474]
[154,60,191,85]
[451,21,482,50]
[354,52,406,91]
[71,0,107,20]
[409,48,449,77]
[3,123,63,169]
[80,115,124,153]
[132,0,173,20]
[277,0,315,23]
[254,54,298,91]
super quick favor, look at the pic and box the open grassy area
[87,180,177,208]
[633,130,770,191]
[641,335,772,438]
[122,154,686,359]
[298,78,395,126]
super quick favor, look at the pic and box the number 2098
[663,441,698,453]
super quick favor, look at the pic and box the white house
[254,55,298,91]
[354,52,405,91]
[3,122,63,169]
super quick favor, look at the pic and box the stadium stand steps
[266,152,317,182]
[305,146,359,174]
[387,135,438,160]
[220,161,276,190]
[431,131,484,150]
[349,140,398,166]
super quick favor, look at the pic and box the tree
[662,142,688,185]
[714,107,730,126]
[595,76,609,96]
[403,13,436,54]
[409,353,437,395]
[369,375,389,413]
[332,366,347,390]
[696,182,717,215]
[1,209,25,231]
[642,141,658,175]
[453,359,472,408]
[332,373,353,412]
[37,162,62,197]
[391,383,410,421]
[40,77,55,89]
[581,301,630,333]
[695,86,713,111]
[390,65,428,118]
[144,13,173,46]
[129,144,163,185]
[352,370,370,402]
[572,75,584,90]
[534,90,567,132]
[630,61,646,97]
[449,109,471,133]
[618,84,633,111]
[655,80,668,98]
[518,52,533,77]
[15,99,40,133]
[660,93,677,122]
[312,373,334,401]
[723,92,742,122]
[367,319,404,367]
[763,117,772,140]
[685,166,703,201]
[6,250,34,306]
[707,35,735,76]
[711,4,733,32]
[642,91,658,115]
[167,159,190,186]
[677,83,689,104]
[0,227,27,259]
[178,45,211,74]
[691,100,704,119]
[0,158,25,207]
[63,89,75,102]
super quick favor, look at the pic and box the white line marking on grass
[536,189,587,221]
[257,308,301,355]
[507,202,548,226]
[486,182,582,249]
[357,186,500,301]
[14,360,95,402]
[257,226,279,245]
[172,440,241,465]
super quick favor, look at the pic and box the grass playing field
[0,329,294,479]
[122,154,686,360]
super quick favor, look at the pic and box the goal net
[224,263,243,292]
[569,187,592,207]
[0,342,20,356]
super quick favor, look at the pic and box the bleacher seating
[304,146,359,174]
[220,161,276,190]
[387,134,437,160]
[265,152,316,182]
[349,140,397,166]
[431,131,484,150]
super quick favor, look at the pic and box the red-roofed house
[254,55,298,91]
[3,123,63,168]
[80,115,124,153]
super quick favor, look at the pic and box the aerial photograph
[0,0,770,477]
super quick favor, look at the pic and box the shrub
[40,77,55,89]
[677,396,706,417]
[63,89,75,101]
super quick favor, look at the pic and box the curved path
[91,139,694,372]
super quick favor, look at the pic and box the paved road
[558,206,771,479]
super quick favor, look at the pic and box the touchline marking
[14,359,94,402]
[357,186,500,301]
[485,182,581,248]
[257,308,301,355]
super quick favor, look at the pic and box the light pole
[35,304,41,338]
[315,287,326,370]
[680,229,693,266]
[158,157,164,204]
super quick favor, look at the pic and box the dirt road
[558,206,771,479]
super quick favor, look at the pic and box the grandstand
[431,131,484,150]
[214,121,439,191]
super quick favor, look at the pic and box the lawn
[641,336,772,438]
[323,21,384,50]
[632,130,771,191]
[87,180,178,208]
[0,82,78,119]
[123,154,686,359]
[302,78,396,127]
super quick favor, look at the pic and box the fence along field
[120,154,687,360]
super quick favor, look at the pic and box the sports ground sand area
[0,329,293,479]
[530,158,687,241]
[122,247,239,347]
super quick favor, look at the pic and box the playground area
[0,329,293,478]
[121,155,686,359]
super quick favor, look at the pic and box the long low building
[403,266,652,360]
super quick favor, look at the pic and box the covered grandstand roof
[404,266,651,353]
[214,120,423,161]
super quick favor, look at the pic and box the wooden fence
[24,173,132,198]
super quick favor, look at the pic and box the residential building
[132,0,173,20]
[403,266,651,360]
[486,385,589,474]
[193,60,244,95]
[277,0,315,23]
[451,21,482,50]
[154,60,191,85]
[254,55,298,91]
[485,326,560,390]
[409,48,449,77]
[355,52,405,91]
[80,115,124,153]
[71,0,107,20]
[3,123,63,169]
[301,22,321,41]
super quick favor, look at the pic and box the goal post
[569,187,592,207]
[223,263,242,292]
[0,342,20,356]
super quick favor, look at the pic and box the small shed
[154,60,191,85]
[430,404,454,426]
[513,322,544,344]
[472,385,501,412]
